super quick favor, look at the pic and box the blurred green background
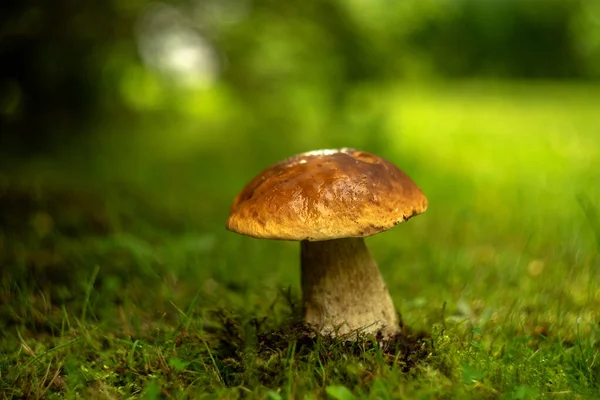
[2,0,600,325]
[3,0,600,152]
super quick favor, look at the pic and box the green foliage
[2,0,600,151]
[326,385,356,400]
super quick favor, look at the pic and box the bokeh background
[3,0,600,153]
[1,0,600,326]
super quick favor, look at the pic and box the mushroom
[226,148,428,339]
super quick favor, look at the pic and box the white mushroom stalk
[301,238,399,338]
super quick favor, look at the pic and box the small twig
[17,331,36,358]
[40,364,62,398]
[37,362,52,395]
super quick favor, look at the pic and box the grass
[1,81,600,399]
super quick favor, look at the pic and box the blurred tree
[0,0,142,151]
[403,0,589,78]
[1,0,598,153]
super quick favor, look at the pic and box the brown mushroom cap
[226,148,428,241]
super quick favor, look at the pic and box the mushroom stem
[300,237,399,339]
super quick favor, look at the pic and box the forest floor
[1,82,600,399]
